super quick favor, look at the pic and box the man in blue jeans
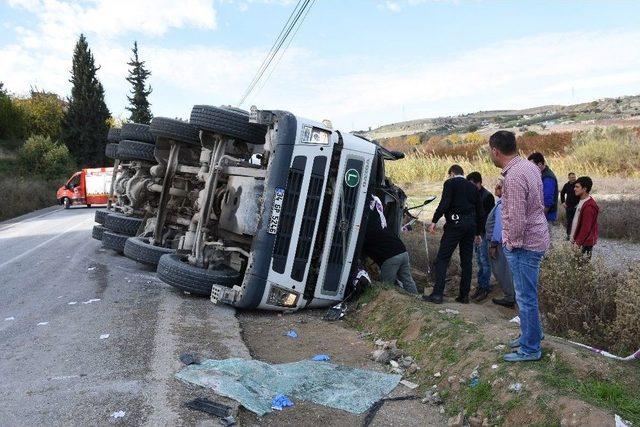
[488,131,550,362]
[467,172,495,302]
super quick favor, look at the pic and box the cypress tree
[126,41,152,124]
[60,34,110,167]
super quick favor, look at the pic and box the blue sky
[2,0,640,130]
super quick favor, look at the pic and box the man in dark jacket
[423,164,483,304]
[467,171,495,302]
[528,152,559,227]
[363,196,418,294]
[560,172,579,240]
[570,176,599,258]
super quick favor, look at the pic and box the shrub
[595,198,640,242]
[571,127,640,175]
[517,131,572,155]
[0,87,26,139]
[18,135,75,179]
[13,91,66,140]
[539,245,640,354]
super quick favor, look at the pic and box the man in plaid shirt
[488,131,550,362]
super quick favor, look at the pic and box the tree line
[0,35,153,168]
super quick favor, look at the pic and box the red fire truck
[56,167,113,209]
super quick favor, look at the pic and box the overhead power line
[238,0,314,106]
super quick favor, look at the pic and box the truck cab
[156,107,405,311]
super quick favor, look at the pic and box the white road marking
[82,299,101,304]
[0,218,92,271]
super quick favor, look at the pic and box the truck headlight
[267,286,299,308]
[302,125,330,144]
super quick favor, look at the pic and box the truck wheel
[62,197,71,209]
[102,230,128,253]
[105,142,119,159]
[95,209,110,224]
[190,105,267,145]
[157,254,242,296]
[124,236,175,266]
[107,128,122,143]
[104,213,143,236]
[120,123,155,143]
[150,117,200,145]
[117,139,155,162]
[92,224,105,241]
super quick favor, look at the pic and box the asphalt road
[0,206,250,426]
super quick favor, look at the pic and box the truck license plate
[267,187,285,234]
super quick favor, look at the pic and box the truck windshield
[68,174,80,188]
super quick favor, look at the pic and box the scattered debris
[433,372,441,378]
[438,308,460,315]
[371,349,391,364]
[323,302,347,321]
[87,267,96,271]
[448,411,464,427]
[508,382,523,393]
[82,299,101,304]
[176,358,402,416]
[179,352,200,366]
[110,410,125,419]
[185,397,232,418]
[400,380,418,389]
[271,394,294,411]
[284,329,298,339]
[422,389,444,406]
[357,331,373,339]
[389,360,400,369]
[99,334,109,339]
[616,414,632,427]
[509,316,521,325]
[4,316,14,321]
[491,364,499,369]
[311,354,330,362]
[68,302,77,305]
[494,344,506,351]
[37,322,49,326]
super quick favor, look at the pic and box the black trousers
[565,206,576,237]
[432,221,475,298]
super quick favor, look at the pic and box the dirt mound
[351,287,639,426]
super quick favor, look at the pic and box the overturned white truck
[156,106,406,311]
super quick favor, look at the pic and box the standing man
[527,152,559,233]
[423,165,483,305]
[570,176,599,258]
[485,178,516,308]
[467,172,495,302]
[560,172,579,240]
[489,131,550,362]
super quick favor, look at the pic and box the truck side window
[68,175,80,189]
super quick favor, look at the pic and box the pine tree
[60,35,110,167]
[126,41,152,124]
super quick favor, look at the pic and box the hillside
[360,94,640,140]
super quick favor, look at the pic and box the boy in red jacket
[570,176,599,257]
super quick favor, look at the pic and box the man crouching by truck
[363,195,418,294]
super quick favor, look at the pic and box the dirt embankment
[350,287,639,426]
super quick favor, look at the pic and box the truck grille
[291,156,327,281]
[323,158,363,292]
[272,156,306,273]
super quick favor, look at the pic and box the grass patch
[536,357,640,424]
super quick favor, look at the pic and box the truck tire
[92,224,105,241]
[107,128,122,143]
[104,212,143,236]
[117,139,155,162]
[62,197,71,209]
[102,230,128,253]
[150,117,200,145]
[157,254,242,296]
[120,123,155,143]
[190,105,267,145]
[105,142,119,159]
[95,209,110,224]
[124,236,175,266]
